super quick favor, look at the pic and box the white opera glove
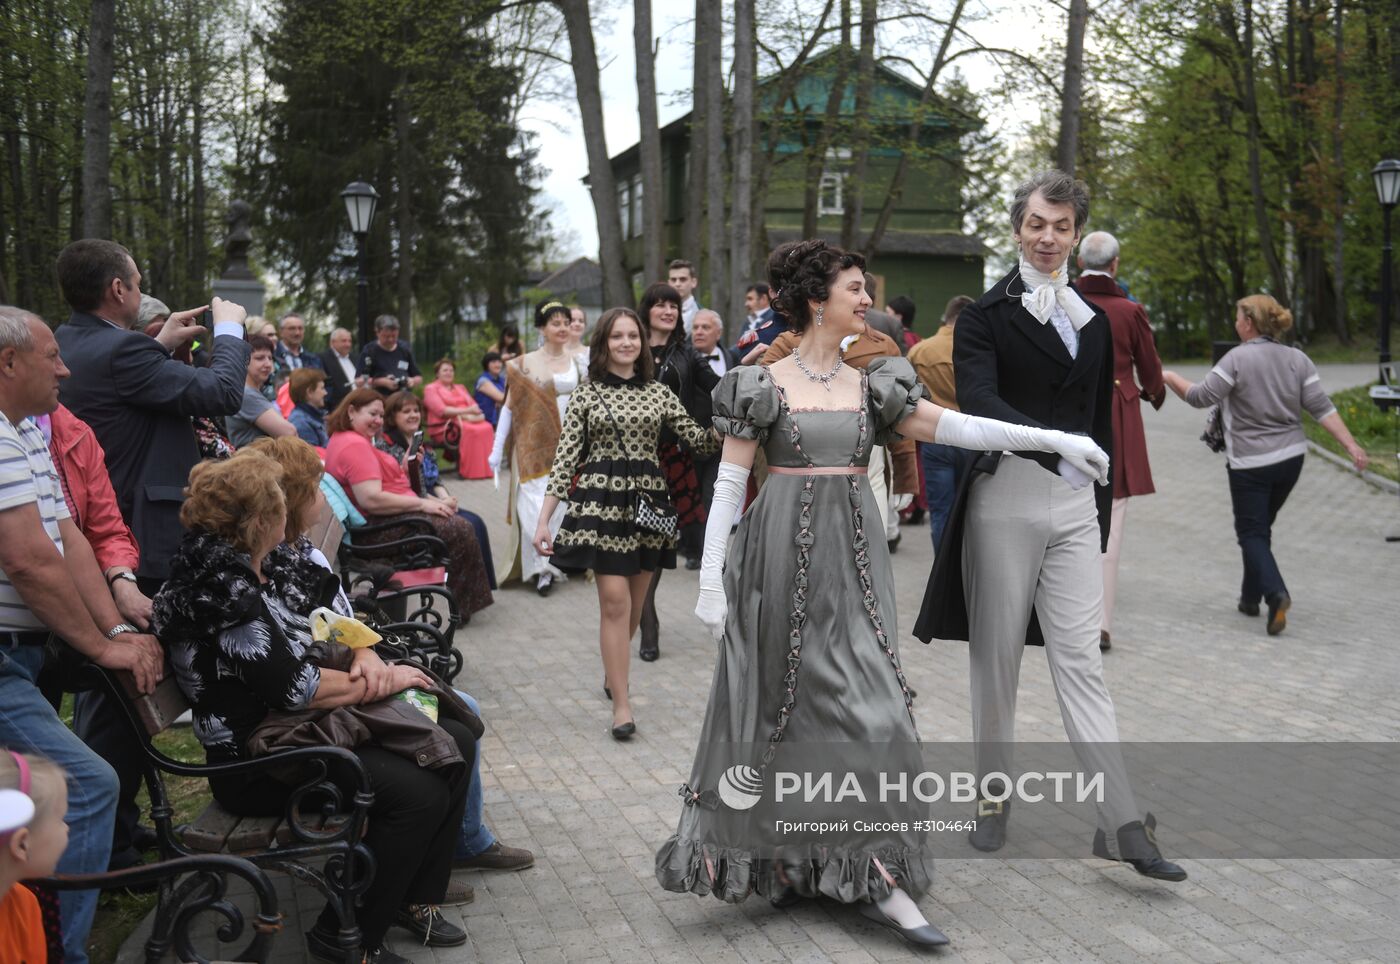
[487,405,511,475]
[934,409,1109,486]
[891,493,914,512]
[695,461,748,641]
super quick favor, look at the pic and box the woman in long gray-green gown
[655,239,1113,948]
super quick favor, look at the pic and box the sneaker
[394,904,467,947]
[453,840,535,871]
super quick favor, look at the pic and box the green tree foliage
[0,0,241,321]
[250,0,543,345]
[1085,0,1399,355]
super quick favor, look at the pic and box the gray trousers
[963,455,1138,831]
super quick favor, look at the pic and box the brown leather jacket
[247,645,483,769]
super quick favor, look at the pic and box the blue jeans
[452,691,495,859]
[0,643,119,964]
[921,441,962,550]
[1227,455,1303,605]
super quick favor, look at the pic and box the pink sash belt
[767,465,868,476]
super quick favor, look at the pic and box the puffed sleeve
[711,365,779,443]
[866,356,926,444]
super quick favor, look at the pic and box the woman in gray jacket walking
[1163,294,1368,636]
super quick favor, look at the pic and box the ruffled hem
[654,834,933,905]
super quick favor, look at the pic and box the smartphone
[407,430,424,457]
[200,308,213,327]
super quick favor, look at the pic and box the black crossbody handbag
[590,385,679,538]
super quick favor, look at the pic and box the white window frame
[819,148,851,217]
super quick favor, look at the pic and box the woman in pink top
[423,359,495,479]
[324,388,493,615]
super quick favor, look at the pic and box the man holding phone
[359,314,421,396]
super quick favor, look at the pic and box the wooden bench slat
[181,801,243,853]
[228,815,284,854]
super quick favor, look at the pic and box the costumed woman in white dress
[488,300,587,594]
[656,239,1113,949]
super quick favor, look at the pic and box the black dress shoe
[685,556,701,570]
[968,784,1009,852]
[857,901,950,947]
[769,887,802,908]
[131,823,160,853]
[639,643,659,661]
[887,532,901,554]
[1091,812,1187,882]
[1265,592,1290,636]
[611,720,636,741]
[1238,597,1260,617]
[1099,630,1112,652]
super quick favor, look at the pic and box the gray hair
[279,311,304,327]
[693,308,723,328]
[137,294,170,328]
[1009,170,1090,234]
[374,314,400,331]
[0,306,38,352]
[330,327,352,339]
[1079,231,1119,270]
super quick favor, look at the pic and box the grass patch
[82,705,213,964]
[1304,382,1400,483]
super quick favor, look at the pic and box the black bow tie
[704,353,720,361]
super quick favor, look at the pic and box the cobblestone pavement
[124,363,1400,963]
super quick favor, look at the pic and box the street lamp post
[341,181,380,349]
[1372,159,1400,373]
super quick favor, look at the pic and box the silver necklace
[792,347,843,391]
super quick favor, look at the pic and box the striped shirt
[0,415,70,630]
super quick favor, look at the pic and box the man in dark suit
[913,171,1184,883]
[319,326,361,409]
[53,237,251,871]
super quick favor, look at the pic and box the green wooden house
[606,49,987,335]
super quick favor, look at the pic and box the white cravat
[1019,258,1095,359]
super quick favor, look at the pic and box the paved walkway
[123,363,1400,963]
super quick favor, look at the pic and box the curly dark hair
[766,239,867,334]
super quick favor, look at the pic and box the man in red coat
[1076,232,1165,651]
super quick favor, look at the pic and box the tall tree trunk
[749,1,836,256]
[189,0,206,292]
[1240,0,1291,299]
[681,7,708,270]
[81,0,115,238]
[633,0,664,281]
[866,0,966,257]
[557,0,630,307]
[394,75,415,340]
[728,0,756,331]
[841,0,876,250]
[802,1,852,239]
[699,0,727,330]
[1056,0,1088,174]
[1331,0,1348,343]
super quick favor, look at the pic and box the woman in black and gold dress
[534,308,717,741]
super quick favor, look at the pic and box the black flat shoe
[1238,597,1260,617]
[611,720,636,741]
[1092,812,1188,882]
[1266,592,1290,636]
[603,678,611,700]
[769,887,802,908]
[968,784,1009,852]
[1099,630,1112,652]
[857,901,950,947]
[639,645,659,661]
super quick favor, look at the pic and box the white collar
[1079,268,1114,279]
[1017,259,1096,331]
